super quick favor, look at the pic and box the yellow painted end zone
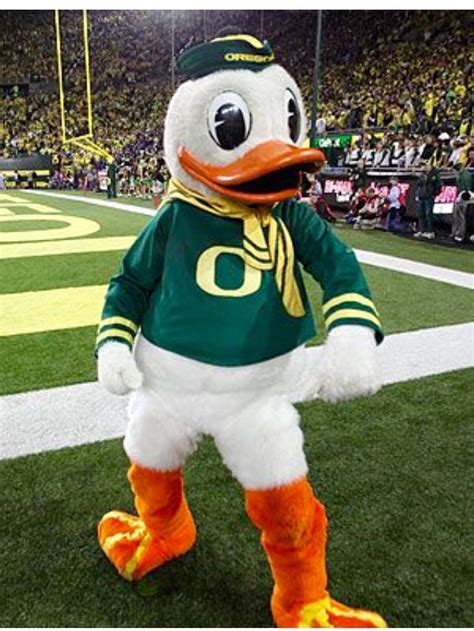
[0,285,108,336]
[0,236,135,260]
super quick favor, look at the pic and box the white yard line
[21,190,474,289]
[1,322,473,461]
[354,249,473,290]
[21,189,156,216]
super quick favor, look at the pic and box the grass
[334,224,474,274]
[1,369,472,627]
[6,193,149,237]
[0,250,125,294]
[1,192,473,395]
[18,190,474,273]
[2,267,473,396]
[1,190,473,627]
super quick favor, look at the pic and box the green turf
[1,192,473,627]
[0,219,74,232]
[2,262,473,395]
[0,250,125,294]
[4,192,149,237]
[0,328,98,395]
[334,224,474,274]
[17,190,474,273]
[1,369,472,627]
[16,190,474,272]
[2,265,473,396]
[1,192,473,395]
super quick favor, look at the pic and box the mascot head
[164,31,325,204]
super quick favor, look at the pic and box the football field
[1,190,473,627]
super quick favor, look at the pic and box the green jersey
[96,198,382,366]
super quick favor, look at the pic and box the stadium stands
[0,10,472,197]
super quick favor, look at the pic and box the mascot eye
[208,92,251,150]
[285,88,301,143]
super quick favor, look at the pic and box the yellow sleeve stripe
[325,309,381,329]
[96,328,135,346]
[99,316,138,333]
[322,293,379,316]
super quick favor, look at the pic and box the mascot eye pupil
[214,104,246,150]
[208,92,251,150]
[286,89,300,143]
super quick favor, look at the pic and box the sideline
[1,322,473,461]
[20,189,156,216]
[354,249,473,290]
[21,190,474,289]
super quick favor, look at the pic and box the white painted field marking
[21,190,474,289]
[21,189,155,216]
[354,249,473,290]
[1,322,473,461]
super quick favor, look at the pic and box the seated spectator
[398,137,418,168]
[308,175,337,223]
[316,116,326,135]
[418,135,436,164]
[389,135,405,167]
[345,187,368,224]
[373,141,390,168]
[430,133,451,168]
[345,141,363,167]
[353,187,380,229]
[362,142,374,166]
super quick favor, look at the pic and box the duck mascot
[95,31,387,628]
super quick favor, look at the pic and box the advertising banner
[321,171,460,218]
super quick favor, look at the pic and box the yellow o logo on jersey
[196,246,261,298]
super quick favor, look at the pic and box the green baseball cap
[176,33,275,80]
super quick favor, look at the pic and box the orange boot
[246,478,387,628]
[98,464,196,580]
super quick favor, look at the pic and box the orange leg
[98,464,196,580]
[246,478,387,628]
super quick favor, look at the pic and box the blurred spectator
[353,187,380,230]
[451,190,473,243]
[307,174,337,223]
[455,161,473,197]
[350,158,368,191]
[385,176,403,232]
[414,163,442,239]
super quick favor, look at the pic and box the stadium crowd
[0,10,472,211]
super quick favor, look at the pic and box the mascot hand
[316,325,381,403]
[97,341,143,396]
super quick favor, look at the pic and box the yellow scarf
[160,179,305,317]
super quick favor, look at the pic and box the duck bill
[178,140,326,204]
